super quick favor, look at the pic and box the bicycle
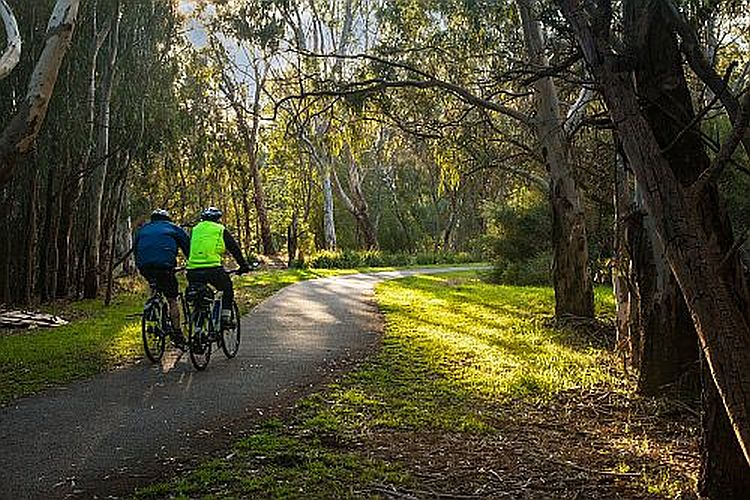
[141,287,189,363]
[184,269,242,371]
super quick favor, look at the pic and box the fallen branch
[0,310,68,329]
[551,459,642,478]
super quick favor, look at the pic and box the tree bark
[82,3,120,299]
[701,367,750,497]
[624,3,747,489]
[300,128,337,250]
[558,0,750,469]
[0,0,81,183]
[287,211,299,267]
[518,0,594,318]
[612,144,632,365]
[626,185,697,394]
[321,165,337,250]
[621,1,700,395]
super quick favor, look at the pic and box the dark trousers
[187,267,233,310]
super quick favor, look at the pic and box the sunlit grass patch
[375,274,620,400]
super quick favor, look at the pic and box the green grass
[135,273,626,499]
[0,264,485,405]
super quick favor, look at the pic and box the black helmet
[200,207,223,221]
[150,208,171,221]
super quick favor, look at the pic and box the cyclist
[186,207,251,329]
[134,209,190,346]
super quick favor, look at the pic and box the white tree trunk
[321,167,337,250]
[0,0,81,183]
[518,0,594,317]
[0,0,21,80]
[83,3,120,298]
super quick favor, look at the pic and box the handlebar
[176,261,259,276]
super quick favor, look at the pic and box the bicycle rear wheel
[189,310,211,370]
[220,301,241,358]
[142,300,166,363]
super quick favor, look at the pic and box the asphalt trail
[0,267,484,499]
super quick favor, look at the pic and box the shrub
[491,252,552,286]
[306,250,481,269]
[483,193,552,285]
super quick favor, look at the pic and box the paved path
[0,267,483,499]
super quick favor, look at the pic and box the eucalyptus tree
[0,0,184,305]
[0,0,21,79]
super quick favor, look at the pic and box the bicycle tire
[220,301,241,358]
[142,299,166,363]
[189,310,211,370]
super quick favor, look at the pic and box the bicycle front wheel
[142,302,166,363]
[189,310,211,370]
[221,301,241,358]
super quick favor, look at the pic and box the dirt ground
[363,389,699,499]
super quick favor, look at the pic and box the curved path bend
[0,267,482,499]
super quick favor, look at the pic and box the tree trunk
[288,211,299,267]
[559,0,750,469]
[222,61,275,256]
[0,0,81,183]
[700,366,750,497]
[624,1,746,487]
[621,0,701,395]
[22,165,40,306]
[626,185,697,394]
[83,4,120,299]
[321,166,337,250]
[612,145,631,365]
[332,156,378,250]
[518,0,594,318]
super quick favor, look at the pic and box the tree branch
[286,49,533,128]
[694,93,750,193]
[662,0,750,156]
[564,85,595,137]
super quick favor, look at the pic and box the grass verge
[134,272,698,499]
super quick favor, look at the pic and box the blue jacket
[135,220,190,269]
